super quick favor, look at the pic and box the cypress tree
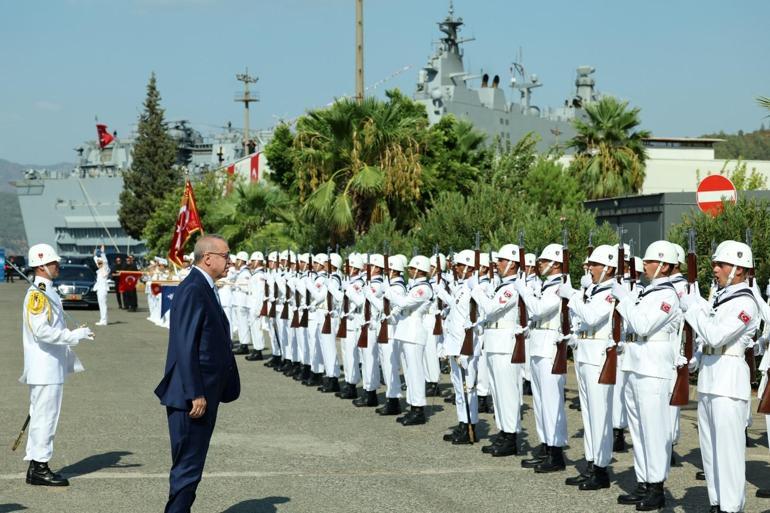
[118,72,180,240]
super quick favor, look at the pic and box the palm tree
[759,96,770,114]
[569,96,651,199]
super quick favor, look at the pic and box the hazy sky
[2,0,769,164]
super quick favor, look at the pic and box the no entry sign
[696,175,737,216]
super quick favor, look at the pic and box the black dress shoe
[323,377,340,393]
[490,432,517,457]
[534,446,566,473]
[522,379,532,396]
[613,428,627,452]
[443,393,456,404]
[566,462,594,486]
[245,350,264,361]
[425,382,440,397]
[579,465,610,491]
[233,344,249,355]
[316,377,330,391]
[336,383,358,399]
[709,506,719,513]
[695,470,705,481]
[304,372,323,387]
[452,424,477,445]
[444,423,465,442]
[481,433,504,453]
[26,461,69,487]
[521,444,548,468]
[757,488,770,498]
[353,390,379,407]
[400,407,426,426]
[636,481,665,511]
[618,483,647,505]
[375,398,401,415]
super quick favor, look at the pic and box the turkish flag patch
[415,287,425,297]
[316,283,322,288]
[605,295,614,303]
[738,311,752,325]
[661,302,671,313]
[503,290,513,298]
[353,284,361,291]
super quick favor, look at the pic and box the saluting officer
[21,244,95,486]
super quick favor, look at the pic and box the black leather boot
[757,488,770,498]
[444,423,465,442]
[522,379,532,396]
[320,377,340,393]
[263,354,279,366]
[534,446,566,473]
[618,483,648,505]
[353,390,378,407]
[481,432,504,453]
[400,406,426,426]
[245,349,263,361]
[304,372,323,387]
[613,428,627,452]
[565,461,594,486]
[375,397,401,415]
[490,432,517,457]
[579,464,610,490]
[521,443,548,468]
[425,382,440,397]
[695,470,705,481]
[443,393,456,404]
[477,395,489,413]
[294,364,310,381]
[273,358,287,371]
[452,424,477,444]
[636,481,665,511]
[26,461,69,487]
[336,383,358,399]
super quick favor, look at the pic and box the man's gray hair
[193,234,228,264]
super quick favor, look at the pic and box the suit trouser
[359,329,381,392]
[450,356,479,424]
[97,290,108,324]
[530,355,568,446]
[624,371,672,484]
[577,362,614,467]
[164,401,220,513]
[612,360,628,429]
[342,324,362,385]
[222,304,235,338]
[400,340,426,407]
[378,335,402,399]
[25,384,63,463]
[486,351,522,433]
[698,393,747,512]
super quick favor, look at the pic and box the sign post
[696,175,737,216]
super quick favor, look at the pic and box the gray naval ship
[414,2,600,151]
[13,122,262,258]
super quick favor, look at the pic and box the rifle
[280,249,291,321]
[629,243,636,291]
[357,253,372,348]
[671,228,696,406]
[322,246,333,334]
[300,250,312,328]
[746,228,759,384]
[260,249,270,317]
[598,229,624,385]
[290,251,302,328]
[461,233,480,356]
[511,230,528,364]
[336,254,350,339]
[377,242,390,344]
[583,230,595,302]
[552,228,570,375]
[432,245,444,336]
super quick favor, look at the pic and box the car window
[57,266,96,282]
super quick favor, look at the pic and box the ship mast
[355,0,364,104]
[235,68,259,154]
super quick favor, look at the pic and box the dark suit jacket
[154,267,240,410]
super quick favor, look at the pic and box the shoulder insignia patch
[661,302,671,313]
[605,294,614,304]
[38,282,47,292]
[414,287,425,297]
[738,310,751,325]
[28,291,49,315]
[503,290,513,298]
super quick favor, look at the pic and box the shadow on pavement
[59,450,140,477]
[0,505,27,513]
[221,496,290,513]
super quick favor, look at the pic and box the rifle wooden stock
[377,253,390,344]
[433,255,445,336]
[357,260,372,348]
[461,248,481,356]
[670,247,697,406]
[321,253,333,335]
[280,264,290,321]
[300,255,312,328]
[758,370,770,414]
[551,246,570,375]
[259,276,270,317]
[290,280,301,328]
[511,243,528,364]
[598,244,624,385]
[336,259,350,339]
[268,277,277,318]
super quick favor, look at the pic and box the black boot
[534,446,566,473]
[522,379,532,396]
[317,377,332,392]
[490,432,517,457]
[444,423,465,442]
[425,382,440,397]
[695,471,705,481]
[757,488,770,498]
[304,372,322,387]
[452,424,477,445]
[282,360,296,375]
[477,395,489,413]
[245,349,264,361]
[579,465,610,491]
[521,443,548,468]
[443,393,456,404]
[336,383,358,399]
[273,358,287,371]
[613,428,627,452]
[26,461,69,487]
[565,462,594,486]
[294,364,310,381]
[233,344,249,355]
[618,483,648,505]
[481,432,504,453]
[264,354,279,366]
[636,481,665,511]
[353,390,379,407]
[401,406,426,426]
[375,397,401,415]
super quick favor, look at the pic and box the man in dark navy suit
[155,234,241,513]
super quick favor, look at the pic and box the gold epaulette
[27,290,49,316]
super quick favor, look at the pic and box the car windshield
[57,266,95,282]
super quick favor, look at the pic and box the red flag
[118,271,143,293]
[150,282,162,296]
[250,153,260,182]
[96,124,114,149]
[168,179,204,267]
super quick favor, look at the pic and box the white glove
[679,292,699,312]
[617,341,626,354]
[437,344,447,359]
[674,354,688,368]
[558,282,575,300]
[513,324,528,336]
[605,339,616,353]
[513,277,527,296]
[71,327,94,342]
[688,351,702,372]
[565,333,578,348]
[611,280,629,301]
[330,310,340,319]
[756,333,769,356]
[580,274,593,289]
[457,355,469,370]
[375,284,388,298]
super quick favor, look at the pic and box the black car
[60,255,98,272]
[53,264,99,309]
[6,255,30,279]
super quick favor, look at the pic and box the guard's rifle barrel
[511,231,528,364]
[357,253,371,348]
[322,247,333,334]
[458,360,477,443]
[300,250,312,328]
[583,231,595,302]
[432,245,444,336]
[336,255,350,339]
[260,249,271,317]
[598,231,624,385]
[280,250,291,320]
[552,228,570,375]
[746,228,759,384]
[377,243,390,344]
[268,250,278,318]
[671,229,697,406]
[461,233,480,356]
[290,250,301,328]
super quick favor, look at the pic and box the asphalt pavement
[1,281,770,513]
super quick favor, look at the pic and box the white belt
[626,334,673,343]
[486,320,518,330]
[533,320,559,330]
[703,344,745,357]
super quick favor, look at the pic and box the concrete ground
[1,281,770,513]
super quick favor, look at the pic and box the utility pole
[355,0,364,104]
[235,68,259,155]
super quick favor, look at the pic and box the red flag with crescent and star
[118,271,143,293]
[168,179,204,267]
[96,123,114,149]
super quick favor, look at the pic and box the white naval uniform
[93,252,110,325]
[248,267,268,352]
[521,273,542,384]
[309,271,341,379]
[423,275,444,385]
[368,276,406,399]
[517,274,568,447]
[686,283,758,512]
[219,267,237,338]
[21,277,86,463]
[616,278,680,486]
[233,266,252,347]
[473,275,523,434]
[276,268,292,361]
[668,273,689,445]
[568,280,616,468]
[389,277,433,408]
[475,276,493,399]
[356,275,382,392]
[336,274,364,387]
[304,271,324,374]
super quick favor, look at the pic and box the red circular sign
[696,175,737,216]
